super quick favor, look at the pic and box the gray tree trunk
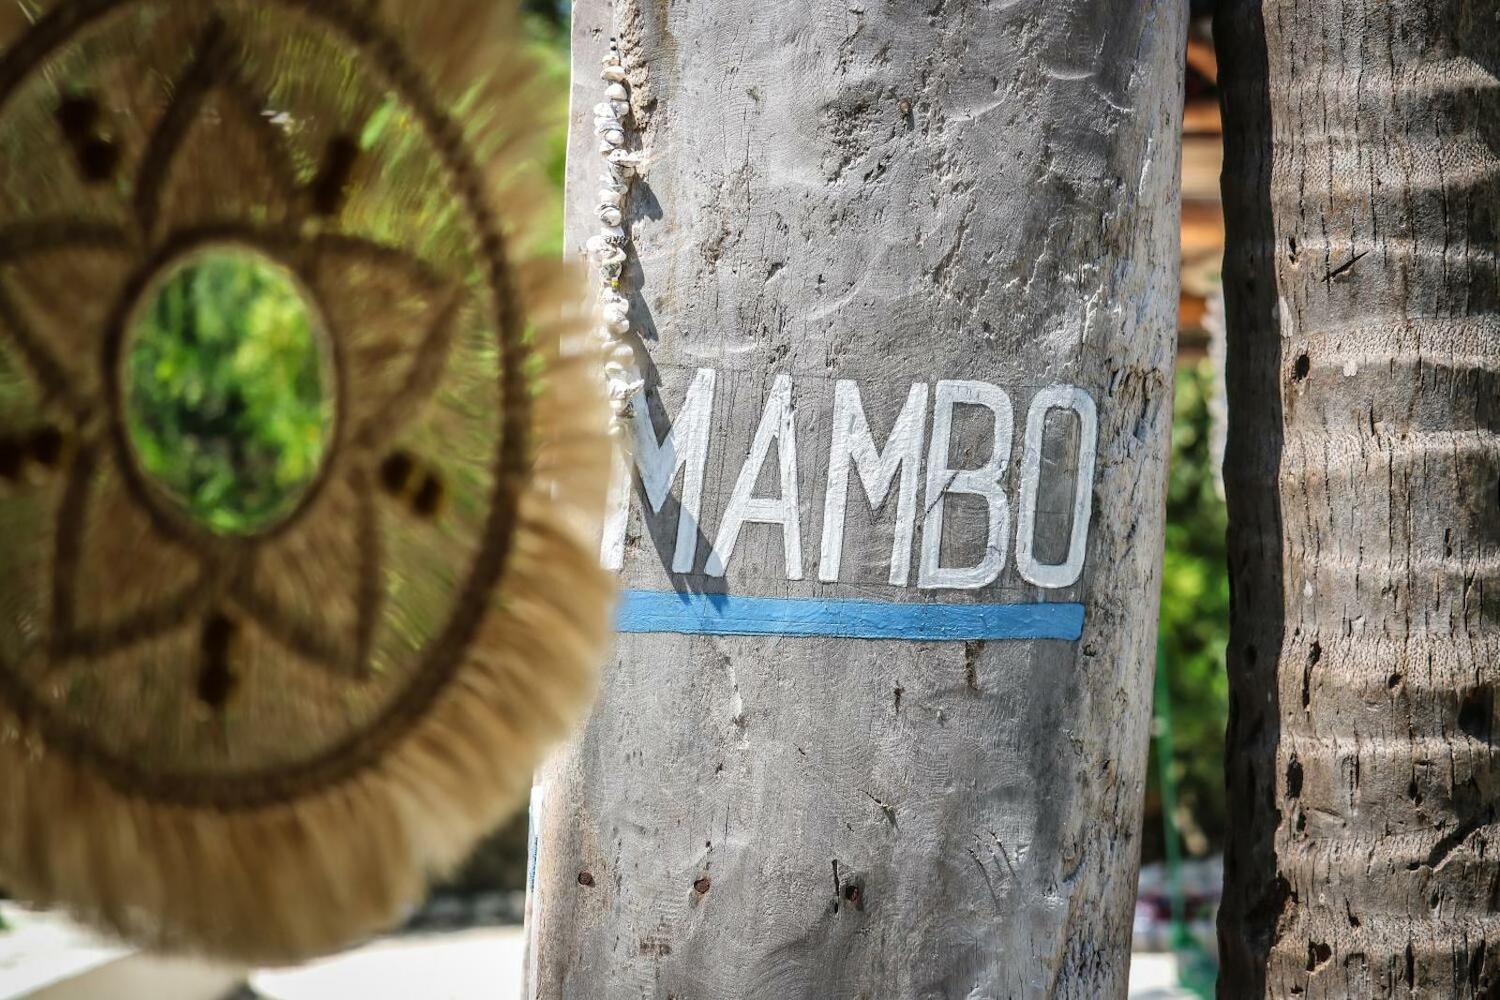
[530,2,1184,997]
[1216,2,1500,996]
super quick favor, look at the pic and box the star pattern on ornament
[0,19,464,698]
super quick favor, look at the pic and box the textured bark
[1216,2,1500,997]
[531,2,1183,997]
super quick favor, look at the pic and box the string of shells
[587,39,646,439]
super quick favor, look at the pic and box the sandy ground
[1,905,1192,999]
[253,927,524,1000]
[1126,953,1200,999]
[0,904,242,1000]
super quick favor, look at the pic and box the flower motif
[0,18,467,694]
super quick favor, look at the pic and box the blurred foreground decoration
[0,0,613,965]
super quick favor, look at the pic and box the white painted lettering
[918,380,1014,590]
[601,368,718,572]
[707,374,803,579]
[818,380,928,586]
[1015,385,1098,589]
[604,368,1098,592]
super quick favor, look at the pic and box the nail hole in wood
[1292,352,1311,382]
[841,883,864,911]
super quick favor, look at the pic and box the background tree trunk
[531,2,1183,997]
[1217,2,1500,996]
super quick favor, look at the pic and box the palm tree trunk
[1217,2,1500,995]
[530,2,1185,996]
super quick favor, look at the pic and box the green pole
[1155,649,1219,997]
[1153,649,1188,950]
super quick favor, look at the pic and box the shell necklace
[588,38,645,437]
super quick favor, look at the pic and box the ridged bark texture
[1217,2,1500,997]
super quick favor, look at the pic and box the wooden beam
[1180,291,1208,330]
[1184,97,1222,135]
[1186,33,1218,84]
[1182,199,1225,254]
[1182,135,1224,201]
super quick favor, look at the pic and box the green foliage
[521,14,572,258]
[116,14,570,542]
[1147,361,1231,860]
[125,252,330,535]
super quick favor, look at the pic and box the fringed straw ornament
[0,0,614,964]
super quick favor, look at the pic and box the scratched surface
[532,2,1183,997]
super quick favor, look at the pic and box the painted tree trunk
[1216,2,1500,996]
[531,2,1184,997]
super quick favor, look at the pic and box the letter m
[818,381,928,586]
[601,368,717,573]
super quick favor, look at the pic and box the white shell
[605,358,640,378]
[596,47,646,448]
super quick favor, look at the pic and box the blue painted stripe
[617,590,1085,641]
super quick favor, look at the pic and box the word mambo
[604,370,1100,592]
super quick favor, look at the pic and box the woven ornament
[0,0,614,963]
